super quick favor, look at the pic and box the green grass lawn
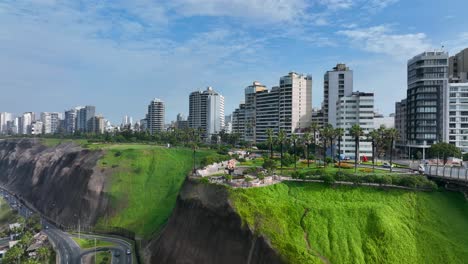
[230,182,468,264]
[72,237,115,249]
[96,145,222,238]
[40,138,89,147]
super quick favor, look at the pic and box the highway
[0,188,133,264]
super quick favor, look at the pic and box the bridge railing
[426,165,468,182]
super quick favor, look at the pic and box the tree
[262,158,277,172]
[463,153,468,162]
[302,132,313,167]
[290,133,299,170]
[321,124,334,166]
[276,129,287,174]
[335,128,345,170]
[385,128,399,172]
[266,128,275,159]
[367,130,380,173]
[429,142,462,165]
[37,247,50,262]
[350,124,364,173]
[310,122,319,165]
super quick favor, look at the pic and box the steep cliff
[0,139,107,226]
[144,179,285,264]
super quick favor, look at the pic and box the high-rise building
[0,112,13,134]
[188,87,225,138]
[88,115,105,134]
[18,112,35,135]
[323,64,353,127]
[224,115,233,134]
[279,72,312,134]
[64,109,78,134]
[244,82,267,143]
[395,99,407,146]
[255,86,280,142]
[336,92,374,158]
[449,48,468,83]
[76,106,95,132]
[31,121,43,135]
[373,113,394,129]
[232,103,246,137]
[311,108,325,128]
[406,51,449,149]
[40,112,60,134]
[447,83,468,153]
[175,113,189,130]
[147,98,165,134]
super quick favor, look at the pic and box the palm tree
[277,129,287,174]
[266,128,275,159]
[326,125,336,162]
[302,132,313,167]
[335,128,345,170]
[368,130,380,173]
[350,124,364,173]
[386,128,400,173]
[321,124,334,166]
[310,122,319,165]
[290,133,299,170]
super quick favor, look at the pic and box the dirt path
[300,208,331,264]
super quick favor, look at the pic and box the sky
[1,0,468,124]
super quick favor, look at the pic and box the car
[382,162,394,168]
[126,249,131,255]
[113,251,121,257]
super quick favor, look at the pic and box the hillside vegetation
[230,182,468,264]
[94,144,224,238]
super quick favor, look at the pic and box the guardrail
[425,165,468,182]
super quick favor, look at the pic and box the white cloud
[443,32,468,54]
[338,25,432,59]
[318,0,354,10]
[168,0,309,23]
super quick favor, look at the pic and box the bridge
[423,165,468,185]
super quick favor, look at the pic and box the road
[0,188,133,264]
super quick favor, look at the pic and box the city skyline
[1,0,468,123]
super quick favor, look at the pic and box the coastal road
[0,187,133,264]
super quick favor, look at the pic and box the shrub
[199,177,209,184]
[375,175,392,186]
[360,168,372,173]
[334,162,353,169]
[262,158,277,172]
[362,174,378,183]
[224,174,233,181]
[281,153,295,167]
[244,167,257,175]
[291,171,300,179]
[321,174,335,185]
[258,174,265,180]
[325,157,333,164]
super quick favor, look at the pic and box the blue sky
[1,0,468,124]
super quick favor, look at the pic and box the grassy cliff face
[230,182,468,264]
[94,144,221,238]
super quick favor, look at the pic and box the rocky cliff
[144,179,285,264]
[0,139,107,227]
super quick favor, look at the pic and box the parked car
[382,162,394,168]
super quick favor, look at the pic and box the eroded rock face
[144,179,285,264]
[0,139,106,227]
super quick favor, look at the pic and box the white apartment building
[0,112,13,134]
[279,72,312,134]
[147,98,165,135]
[31,121,43,135]
[447,83,468,153]
[324,64,353,127]
[255,86,280,142]
[18,112,34,135]
[40,112,60,134]
[244,82,267,143]
[336,92,375,159]
[188,87,225,139]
